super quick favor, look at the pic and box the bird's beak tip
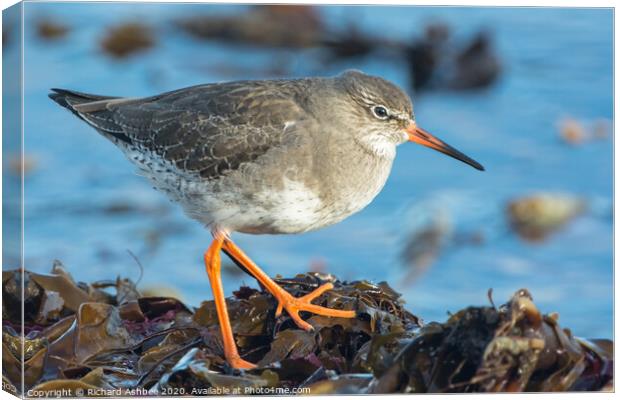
[405,123,485,172]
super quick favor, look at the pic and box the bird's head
[335,70,484,171]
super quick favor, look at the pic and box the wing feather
[55,81,309,179]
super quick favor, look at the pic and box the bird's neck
[317,140,394,207]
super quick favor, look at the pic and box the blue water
[9,4,613,337]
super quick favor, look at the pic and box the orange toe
[274,282,356,331]
[219,238,355,333]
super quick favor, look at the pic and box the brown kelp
[2,264,611,396]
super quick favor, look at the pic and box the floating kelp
[558,118,612,146]
[100,22,155,59]
[400,211,452,283]
[506,193,586,242]
[406,24,501,91]
[2,265,612,395]
[35,18,70,40]
[175,8,502,92]
[176,6,324,49]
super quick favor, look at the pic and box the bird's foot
[227,354,257,370]
[274,282,356,331]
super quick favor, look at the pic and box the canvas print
[2,2,614,396]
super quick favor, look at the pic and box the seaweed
[35,18,70,41]
[507,193,586,242]
[176,6,324,49]
[2,264,612,395]
[370,289,613,393]
[100,22,155,59]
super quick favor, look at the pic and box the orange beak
[405,122,485,171]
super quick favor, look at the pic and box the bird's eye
[372,106,389,120]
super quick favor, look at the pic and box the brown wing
[50,80,308,179]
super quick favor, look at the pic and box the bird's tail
[48,88,135,144]
[48,88,116,116]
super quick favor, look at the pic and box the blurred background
[4,4,613,337]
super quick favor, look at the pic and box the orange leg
[221,237,356,332]
[204,235,256,369]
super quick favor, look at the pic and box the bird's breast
[212,160,392,235]
[317,155,394,222]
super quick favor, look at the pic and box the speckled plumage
[50,70,415,234]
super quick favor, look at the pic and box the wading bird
[50,70,483,369]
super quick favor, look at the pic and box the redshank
[49,70,483,369]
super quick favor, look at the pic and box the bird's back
[49,80,314,180]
